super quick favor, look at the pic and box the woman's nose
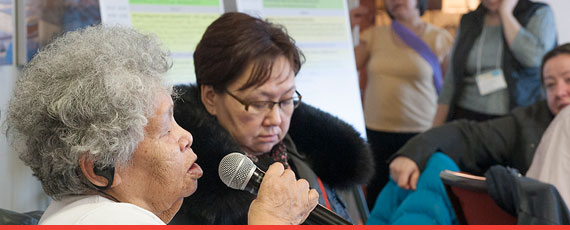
[176,122,193,152]
[263,105,282,126]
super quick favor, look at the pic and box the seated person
[367,153,459,225]
[526,47,570,207]
[527,106,570,207]
[5,25,318,225]
[170,12,374,224]
[389,43,570,190]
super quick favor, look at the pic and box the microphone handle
[245,168,264,195]
[245,168,352,225]
[304,204,353,225]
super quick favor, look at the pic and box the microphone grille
[218,152,256,190]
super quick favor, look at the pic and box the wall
[0,65,50,213]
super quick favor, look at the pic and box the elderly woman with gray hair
[5,25,318,225]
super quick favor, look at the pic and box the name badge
[475,69,507,96]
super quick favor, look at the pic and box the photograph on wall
[0,0,12,65]
[25,0,101,62]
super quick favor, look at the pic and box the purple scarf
[391,20,442,94]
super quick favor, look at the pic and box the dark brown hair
[541,43,570,83]
[194,12,304,92]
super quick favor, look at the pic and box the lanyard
[476,26,502,76]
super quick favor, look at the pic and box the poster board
[100,0,223,85]
[234,0,366,137]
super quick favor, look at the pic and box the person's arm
[499,0,521,46]
[432,26,460,126]
[248,163,319,225]
[354,41,370,71]
[354,25,375,71]
[440,53,450,82]
[432,65,454,127]
[435,26,454,82]
[390,115,518,189]
[432,104,450,127]
[501,2,557,67]
[351,6,371,71]
[432,55,451,127]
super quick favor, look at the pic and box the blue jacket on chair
[367,153,459,225]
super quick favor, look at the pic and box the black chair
[0,208,43,225]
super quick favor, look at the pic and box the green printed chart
[263,0,343,9]
[129,0,222,85]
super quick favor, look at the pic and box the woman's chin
[248,144,277,155]
[181,180,199,197]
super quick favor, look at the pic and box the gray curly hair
[6,25,172,200]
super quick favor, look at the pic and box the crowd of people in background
[352,0,567,224]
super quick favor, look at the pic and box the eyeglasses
[225,90,302,115]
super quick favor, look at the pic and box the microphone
[218,152,353,225]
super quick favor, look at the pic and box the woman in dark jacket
[169,12,374,225]
[389,43,570,190]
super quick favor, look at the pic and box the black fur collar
[170,84,373,224]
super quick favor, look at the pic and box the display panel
[237,0,366,137]
[100,0,223,85]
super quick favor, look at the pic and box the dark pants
[365,129,417,210]
[452,106,502,122]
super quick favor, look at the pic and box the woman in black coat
[169,12,374,224]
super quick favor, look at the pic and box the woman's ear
[201,85,218,116]
[79,154,121,189]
